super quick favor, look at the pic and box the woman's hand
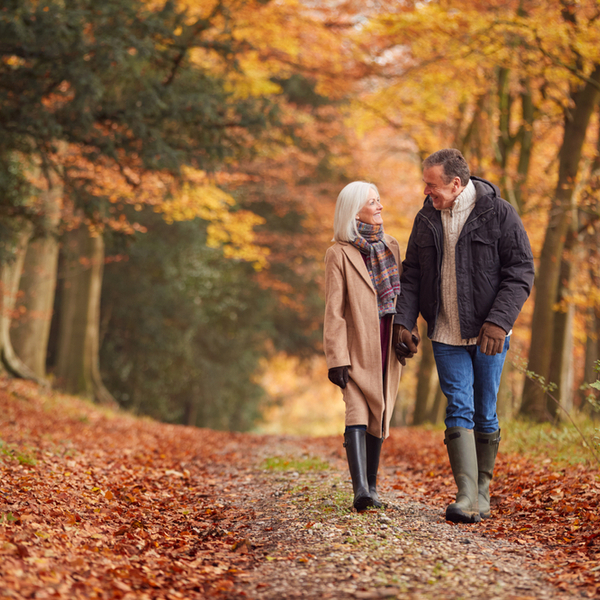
[328,366,349,389]
[393,325,419,365]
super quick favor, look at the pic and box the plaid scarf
[350,222,400,318]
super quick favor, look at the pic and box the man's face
[423,165,462,210]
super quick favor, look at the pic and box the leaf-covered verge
[0,378,598,599]
[383,430,600,597]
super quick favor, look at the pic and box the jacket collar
[420,176,499,222]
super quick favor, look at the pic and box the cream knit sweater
[431,180,478,346]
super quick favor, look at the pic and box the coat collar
[337,235,400,294]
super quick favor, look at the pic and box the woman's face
[356,188,383,225]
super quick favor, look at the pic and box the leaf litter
[0,378,597,599]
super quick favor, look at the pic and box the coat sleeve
[394,224,421,331]
[486,208,535,332]
[323,247,351,369]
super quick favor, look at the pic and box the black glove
[328,366,349,389]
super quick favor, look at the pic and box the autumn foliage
[1,381,599,598]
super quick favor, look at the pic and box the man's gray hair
[423,148,470,186]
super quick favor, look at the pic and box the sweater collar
[442,179,476,215]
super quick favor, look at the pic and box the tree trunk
[547,226,577,420]
[495,67,534,214]
[54,225,115,405]
[11,187,61,378]
[582,305,599,417]
[579,110,600,416]
[184,383,200,426]
[412,322,436,425]
[496,360,513,420]
[514,80,534,212]
[548,297,574,418]
[0,222,45,383]
[520,63,600,421]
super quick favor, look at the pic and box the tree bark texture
[11,186,61,378]
[495,69,533,214]
[54,226,115,405]
[520,63,600,421]
[0,222,45,383]
[412,322,437,426]
[547,226,577,418]
[582,306,599,417]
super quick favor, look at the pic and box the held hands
[477,322,506,356]
[328,366,349,389]
[393,324,420,366]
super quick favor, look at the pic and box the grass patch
[0,512,17,525]
[262,456,330,472]
[500,416,600,466]
[410,416,600,467]
[0,439,37,466]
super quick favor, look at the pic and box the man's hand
[410,325,421,347]
[476,322,506,356]
[328,366,349,389]
[393,325,419,366]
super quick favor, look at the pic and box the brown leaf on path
[354,588,401,599]
[232,538,251,554]
[1,379,599,599]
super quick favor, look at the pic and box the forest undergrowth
[0,378,599,599]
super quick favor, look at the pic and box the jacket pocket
[470,228,501,270]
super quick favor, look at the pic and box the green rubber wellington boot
[366,433,383,508]
[475,429,501,519]
[444,427,481,523]
[343,429,374,512]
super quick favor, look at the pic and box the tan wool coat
[323,235,402,439]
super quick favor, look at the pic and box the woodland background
[2,0,600,436]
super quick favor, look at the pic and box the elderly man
[394,148,534,523]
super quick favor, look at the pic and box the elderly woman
[324,181,415,511]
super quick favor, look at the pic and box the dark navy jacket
[394,176,535,340]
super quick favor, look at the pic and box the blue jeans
[432,338,509,433]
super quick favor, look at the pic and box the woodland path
[0,379,598,599]
[210,436,580,600]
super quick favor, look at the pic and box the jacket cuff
[393,314,411,329]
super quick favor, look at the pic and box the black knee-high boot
[344,429,373,511]
[366,433,383,508]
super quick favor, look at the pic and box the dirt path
[0,381,595,599]
[208,436,578,600]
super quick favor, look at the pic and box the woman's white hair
[333,181,379,242]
